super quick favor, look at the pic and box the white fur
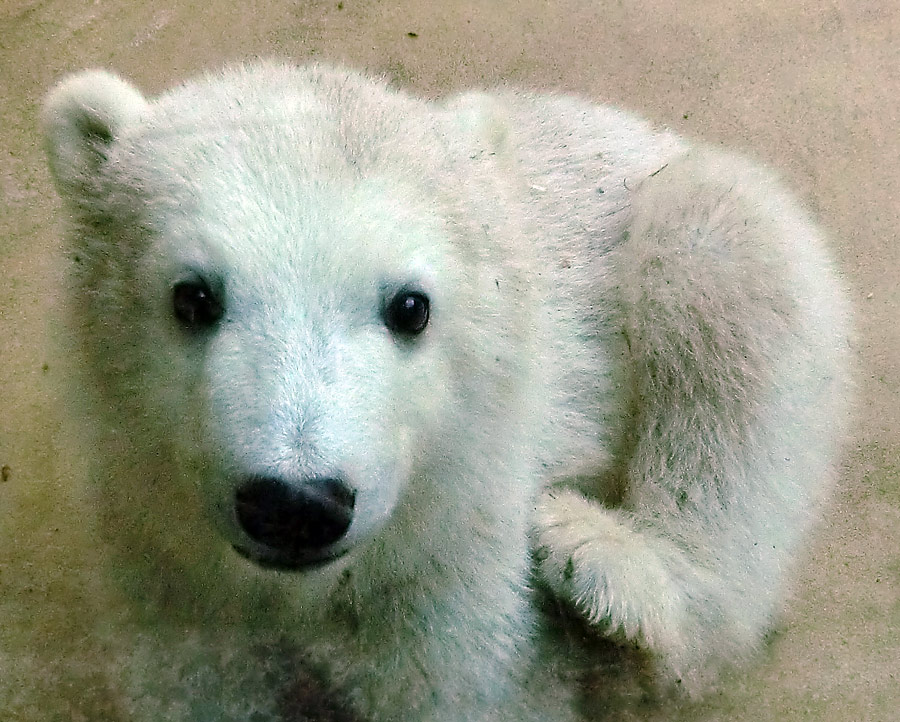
[41,62,852,721]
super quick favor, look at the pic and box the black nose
[234,477,356,554]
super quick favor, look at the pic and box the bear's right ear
[41,70,147,202]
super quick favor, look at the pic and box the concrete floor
[1,0,897,720]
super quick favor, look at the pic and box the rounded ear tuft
[447,92,510,157]
[41,70,147,201]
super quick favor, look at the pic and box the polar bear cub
[42,62,851,721]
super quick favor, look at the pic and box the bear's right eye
[384,290,430,337]
[172,279,223,330]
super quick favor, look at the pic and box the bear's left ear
[445,92,511,158]
[41,70,147,203]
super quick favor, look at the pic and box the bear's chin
[231,544,349,573]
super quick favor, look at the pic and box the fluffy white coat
[41,62,852,721]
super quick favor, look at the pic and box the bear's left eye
[172,278,224,330]
[384,290,430,336]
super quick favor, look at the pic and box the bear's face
[44,66,537,599]
[42,68,488,579]
[149,167,456,572]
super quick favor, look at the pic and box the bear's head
[42,64,541,615]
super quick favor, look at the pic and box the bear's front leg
[532,488,746,690]
[531,147,850,693]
